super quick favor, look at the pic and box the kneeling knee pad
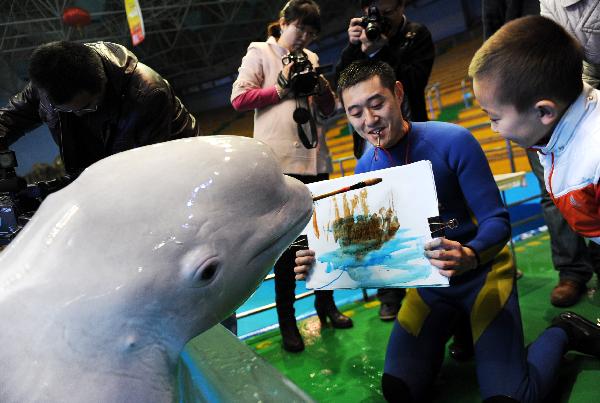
[381,373,413,403]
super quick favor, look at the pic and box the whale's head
[1,135,313,346]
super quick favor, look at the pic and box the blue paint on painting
[317,228,431,287]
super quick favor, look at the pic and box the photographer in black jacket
[0,41,200,178]
[335,0,434,320]
[336,1,434,129]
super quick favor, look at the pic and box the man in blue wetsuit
[294,60,600,402]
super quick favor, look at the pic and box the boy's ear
[534,100,559,125]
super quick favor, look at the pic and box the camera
[359,5,389,41]
[280,51,328,149]
[0,149,26,245]
[281,50,322,98]
[0,150,70,246]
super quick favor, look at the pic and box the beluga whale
[0,135,313,402]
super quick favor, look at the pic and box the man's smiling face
[342,75,407,149]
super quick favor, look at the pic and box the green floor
[245,233,600,402]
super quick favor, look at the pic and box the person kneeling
[294,59,600,402]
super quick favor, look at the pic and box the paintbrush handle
[312,187,350,201]
[311,177,383,201]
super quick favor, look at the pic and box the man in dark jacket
[0,41,200,177]
[334,0,434,320]
[336,0,434,124]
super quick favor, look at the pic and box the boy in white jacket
[470,15,600,245]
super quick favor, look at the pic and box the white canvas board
[304,160,449,290]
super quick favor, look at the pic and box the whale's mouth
[251,199,313,263]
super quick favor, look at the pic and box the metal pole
[505,139,516,172]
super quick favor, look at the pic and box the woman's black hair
[267,0,321,39]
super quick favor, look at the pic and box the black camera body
[282,50,322,98]
[360,5,389,41]
[0,149,20,190]
[0,149,25,245]
[0,150,70,246]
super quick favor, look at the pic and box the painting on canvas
[304,160,449,290]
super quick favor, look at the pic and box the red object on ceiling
[62,7,91,27]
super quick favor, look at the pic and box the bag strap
[294,97,318,149]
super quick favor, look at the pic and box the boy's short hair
[469,15,583,112]
[337,60,397,103]
[29,41,106,104]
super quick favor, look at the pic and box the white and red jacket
[536,83,600,244]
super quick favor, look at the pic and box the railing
[335,155,355,177]
[504,140,517,172]
[237,290,316,319]
[426,82,442,119]
[461,77,474,108]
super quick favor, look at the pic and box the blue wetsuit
[356,121,568,402]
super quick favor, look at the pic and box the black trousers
[274,172,333,323]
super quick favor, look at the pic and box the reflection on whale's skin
[0,136,313,403]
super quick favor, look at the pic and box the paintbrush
[312,177,383,201]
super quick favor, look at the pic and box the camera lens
[365,23,381,41]
[293,73,319,95]
[293,107,311,124]
[363,5,383,41]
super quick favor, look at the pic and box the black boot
[275,242,304,352]
[314,290,353,329]
[550,311,600,358]
[448,313,474,361]
[278,318,305,352]
[377,288,405,321]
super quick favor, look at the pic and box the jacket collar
[86,42,138,97]
[539,83,596,155]
[267,36,290,58]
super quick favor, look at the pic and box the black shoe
[448,316,474,362]
[315,299,353,329]
[316,309,353,329]
[448,340,474,361]
[551,311,600,358]
[279,321,305,353]
[379,303,400,321]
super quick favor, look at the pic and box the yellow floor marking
[255,340,273,350]
[364,300,381,309]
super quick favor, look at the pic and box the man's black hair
[360,0,406,8]
[29,41,106,104]
[337,59,397,101]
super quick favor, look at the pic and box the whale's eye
[191,258,220,285]
[200,262,217,280]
